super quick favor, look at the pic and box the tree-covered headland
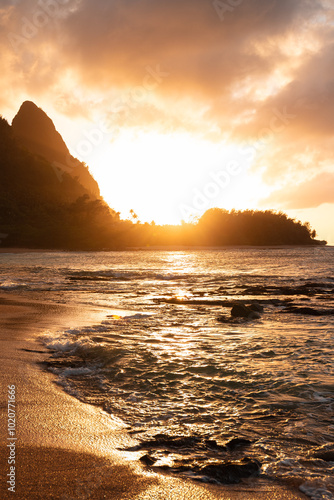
[0,104,326,250]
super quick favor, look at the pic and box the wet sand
[0,293,307,499]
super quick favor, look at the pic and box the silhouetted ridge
[0,113,120,249]
[12,101,69,162]
[12,101,100,198]
[0,104,326,250]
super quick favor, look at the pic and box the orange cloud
[262,172,334,209]
[1,0,333,198]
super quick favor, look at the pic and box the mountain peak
[12,101,70,163]
[18,100,44,112]
[12,101,100,198]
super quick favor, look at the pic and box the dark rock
[138,434,202,450]
[156,298,235,306]
[248,303,264,313]
[310,445,334,462]
[248,311,261,319]
[225,438,252,451]
[118,444,142,452]
[313,450,334,461]
[242,285,268,295]
[270,298,289,306]
[217,314,229,323]
[231,304,261,319]
[204,439,227,452]
[140,454,156,466]
[296,307,323,316]
[242,283,332,297]
[283,306,323,316]
[156,297,285,308]
[231,304,253,318]
[200,458,261,484]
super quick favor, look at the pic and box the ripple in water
[2,248,333,496]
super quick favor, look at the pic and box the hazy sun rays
[88,129,261,225]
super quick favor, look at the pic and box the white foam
[62,366,95,377]
[45,339,78,352]
[0,281,25,290]
[312,392,333,403]
[42,331,79,353]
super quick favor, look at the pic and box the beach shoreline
[0,292,308,499]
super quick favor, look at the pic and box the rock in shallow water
[310,445,334,462]
[123,434,203,452]
[231,304,261,319]
[283,306,325,316]
[225,437,252,451]
[248,303,264,313]
[314,450,334,461]
[200,458,261,484]
[231,304,250,318]
[140,453,156,466]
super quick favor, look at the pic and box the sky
[1,0,334,243]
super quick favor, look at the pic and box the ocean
[1,248,333,499]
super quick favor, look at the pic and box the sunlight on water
[0,247,333,496]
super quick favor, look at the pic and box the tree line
[0,116,326,250]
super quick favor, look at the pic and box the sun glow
[175,290,188,301]
[85,129,259,224]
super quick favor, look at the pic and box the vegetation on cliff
[0,106,326,250]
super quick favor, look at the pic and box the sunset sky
[1,0,334,243]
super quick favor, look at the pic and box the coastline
[0,293,308,499]
[0,248,64,253]
[0,244,331,254]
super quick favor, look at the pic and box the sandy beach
[0,293,308,499]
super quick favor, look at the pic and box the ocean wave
[0,281,27,290]
[9,247,332,494]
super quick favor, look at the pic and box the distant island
[0,102,327,250]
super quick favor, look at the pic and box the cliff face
[0,113,119,249]
[12,101,100,199]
